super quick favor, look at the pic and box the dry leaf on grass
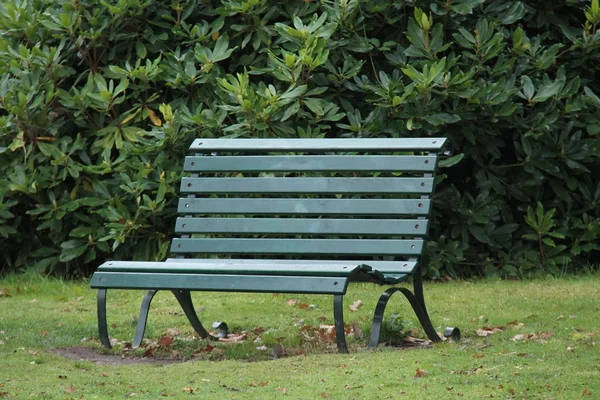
[157,334,173,347]
[403,336,432,347]
[349,300,363,312]
[415,368,428,378]
[476,326,503,337]
[218,333,248,342]
[167,328,180,336]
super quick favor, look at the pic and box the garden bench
[90,138,459,353]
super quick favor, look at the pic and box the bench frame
[91,138,459,353]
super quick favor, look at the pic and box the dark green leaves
[0,0,598,279]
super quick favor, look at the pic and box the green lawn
[0,273,598,399]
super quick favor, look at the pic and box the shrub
[0,0,598,277]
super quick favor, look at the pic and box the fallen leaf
[299,303,309,309]
[512,334,525,341]
[287,299,297,306]
[477,326,503,337]
[184,387,198,394]
[345,385,363,390]
[217,333,247,342]
[193,343,215,354]
[415,368,428,378]
[157,334,173,347]
[349,300,363,312]
[404,336,431,346]
[167,328,180,336]
[0,287,10,297]
[144,346,155,357]
[40,330,49,337]
[530,331,552,341]
[582,389,593,396]
[276,387,287,395]
[0,340,4,345]
[567,346,575,352]
[320,392,329,398]
[259,382,269,387]
[65,385,75,394]
[102,372,109,377]
[249,383,257,387]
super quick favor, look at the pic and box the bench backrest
[171,138,446,263]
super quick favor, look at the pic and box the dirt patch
[51,347,185,365]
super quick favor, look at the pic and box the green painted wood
[174,217,428,235]
[165,258,418,274]
[170,238,423,255]
[178,198,431,215]
[90,272,349,294]
[180,177,434,194]
[189,138,447,152]
[184,155,437,172]
[98,261,364,276]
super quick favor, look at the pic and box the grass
[0,272,599,399]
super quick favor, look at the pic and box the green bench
[90,138,459,353]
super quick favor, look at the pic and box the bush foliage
[0,0,599,277]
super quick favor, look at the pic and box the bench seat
[91,260,414,292]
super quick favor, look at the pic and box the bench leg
[132,289,159,348]
[97,289,112,348]
[333,295,349,354]
[171,290,218,340]
[368,287,441,348]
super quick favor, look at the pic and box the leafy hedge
[0,0,599,277]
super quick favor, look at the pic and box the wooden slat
[178,198,431,215]
[98,261,364,276]
[184,155,437,172]
[165,258,418,275]
[170,238,423,255]
[174,217,428,235]
[190,138,447,152]
[180,177,434,194]
[90,272,349,294]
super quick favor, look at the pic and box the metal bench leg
[333,295,349,354]
[97,289,112,348]
[412,270,461,342]
[368,287,441,348]
[171,290,219,340]
[132,289,159,348]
